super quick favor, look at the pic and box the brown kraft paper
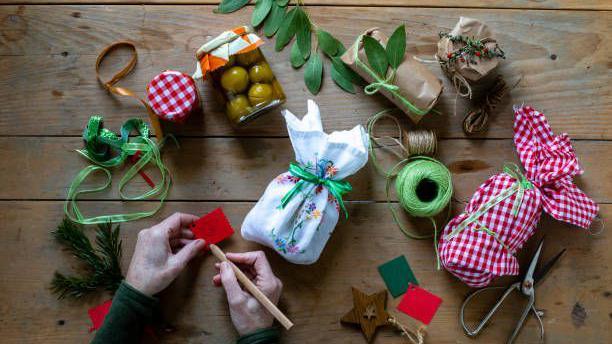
[341,28,443,124]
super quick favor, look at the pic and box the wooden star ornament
[341,287,390,342]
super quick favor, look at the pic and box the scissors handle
[460,283,520,337]
[507,293,536,344]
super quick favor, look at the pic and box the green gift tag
[377,255,418,298]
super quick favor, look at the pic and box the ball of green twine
[395,157,452,218]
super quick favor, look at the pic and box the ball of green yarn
[395,157,452,218]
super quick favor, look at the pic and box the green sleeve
[91,281,157,344]
[237,327,280,344]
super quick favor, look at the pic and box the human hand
[126,212,206,296]
[213,251,283,336]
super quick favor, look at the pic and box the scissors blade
[523,238,544,284]
[533,248,566,285]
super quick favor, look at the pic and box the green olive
[248,62,274,83]
[248,83,274,106]
[226,95,251,122]
[220,66,249,93]
[236,49,263,66]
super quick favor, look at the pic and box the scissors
[459,238,565,344]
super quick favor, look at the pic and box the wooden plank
[0,201,608,343]
[1,137,610,203]
[2,1,611,11]
[1,6,610,139]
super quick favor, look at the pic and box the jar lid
[147,70,199,122]
[193,26,264,80]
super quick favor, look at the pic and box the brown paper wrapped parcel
[436,17,501,85]
[341,28,443,124]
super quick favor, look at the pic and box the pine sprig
[215,0,362,95]
[51,219,123,299]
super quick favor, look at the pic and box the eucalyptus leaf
[331,61,355,93]
[386,24,406,69]
[215,0,250,14]
[363,35,388,78]
[295,9,311,59]
[304,53,323,94]
[316,29,338,57]
[336,41,347,56]
[275,8,298,51]
[252,0,273,27]
[276,0,289,6]
[290,41,307,68]
[263,3,286,37]
[331,56,363,84]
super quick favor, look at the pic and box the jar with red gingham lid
[146,70,200,123]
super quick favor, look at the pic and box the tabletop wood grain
[0,2,610,343]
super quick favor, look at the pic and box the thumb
[172,239,206,269]
[220,262,245,304]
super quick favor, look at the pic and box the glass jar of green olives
[195,26,286,126]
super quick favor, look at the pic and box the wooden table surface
[1,1,610,343]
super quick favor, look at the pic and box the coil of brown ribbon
[95,41,164,141]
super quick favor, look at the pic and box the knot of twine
[367,109,453,269]
[387,316,426,344]
[364,70,400,95]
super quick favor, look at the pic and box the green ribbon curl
[353,34,429,117]
[279,162,353,219]
[65,116,173,225]
[445,162,533,243]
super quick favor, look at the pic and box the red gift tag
[190,208,234,247]
[88,299,113,332]
[396,284,442,325]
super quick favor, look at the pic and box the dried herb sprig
[438,32,505,66]
[215,0,363,94]
[51,218,123,299]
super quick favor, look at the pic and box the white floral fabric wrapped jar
[241,100,369,264]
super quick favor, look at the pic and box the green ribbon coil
[64,116,172,225]
[279,162,353,219]
[385,156,453,269]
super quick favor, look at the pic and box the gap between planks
[0,2,610,12]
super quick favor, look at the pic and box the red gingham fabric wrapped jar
[438,105,599,288]
[146,70,200,123]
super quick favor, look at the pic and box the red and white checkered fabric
[438,106,599,287]
[146,70,199,122]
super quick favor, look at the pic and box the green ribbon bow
[363,70,399,95]
[65,116,173,225]
[279,162,353,219]
[352,34,429,117]
[445,162,533,243]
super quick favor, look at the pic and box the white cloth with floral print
[241,100,369,264]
